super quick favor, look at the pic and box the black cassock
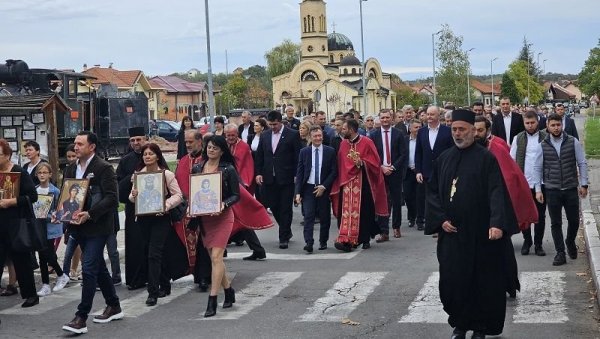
[425,143,513,336]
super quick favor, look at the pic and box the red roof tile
[83,67,141,88]
[149,76,206,93]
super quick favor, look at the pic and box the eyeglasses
[37,171,50,175]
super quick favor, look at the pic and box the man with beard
[426,110,513,339]
[116,127,147,290]
[491,97,525,145]
[331,119,388,251]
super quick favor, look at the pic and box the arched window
[368,68,377,78]
[339,54,344,62]
[311,17,315,32]
[301,70,319,81]
[281,91,291,99]
[303,18,307,33]
[343,69,348,75]
[351,68,356,75]
[329,55,334,64]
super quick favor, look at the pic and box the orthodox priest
[425,110,512,339]
[116,127,147,290]
[331,119,388,252]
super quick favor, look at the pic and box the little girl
[35,162,70,296]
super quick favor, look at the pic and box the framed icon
[33,194,54,219]
[7,140,17,153]
[134,170,166,216]
[56,179,89,222]
[3,128,16,139]
[22,120,35,130]
[22,129,36,141]
[31,112,45,124]
[12,115,26,126]
[0,116,12,127]
[189,172,222,217]
[0,172,21,199]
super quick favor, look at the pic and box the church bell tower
[300,0,329,65]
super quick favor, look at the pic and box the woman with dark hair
[177,116,194,160]
[129,143,183,306]
[23,140,48,186]
[0,138,39,308]
[249,118,268,207]
[213,116,225,136]
[191,135,240,317]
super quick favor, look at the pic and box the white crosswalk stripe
[0,284,82,316]
[513,271,568,323]
[298,272,387,322]
[399,272,446,323]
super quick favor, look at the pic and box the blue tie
[314,147,320,186]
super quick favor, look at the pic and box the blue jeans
[74,233,120,320]
[62,235,79,275]
[106,232,121,279]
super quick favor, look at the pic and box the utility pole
[204,0,215,132]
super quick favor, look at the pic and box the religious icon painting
[0,172,20,199]
[134,170,166,216]
[33,194,54,219]
[57,179,89,222]
[189,172,222,217]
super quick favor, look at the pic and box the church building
[272,0,396,118]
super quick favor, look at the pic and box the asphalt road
[1,200,599,338]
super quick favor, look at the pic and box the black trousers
[403,169,419,224]
[379,174,402,233]
[264,182,295,242]
[546,188,579,253]
[39,239,64,284]
[232,229,265,255]
[138,215,171,297]
[194,237,212,283]
[415,179,427,226]
[522,187,546,246]
[0,225,37,299]
[301,184,331,245]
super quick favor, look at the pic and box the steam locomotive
[0,59,149,160]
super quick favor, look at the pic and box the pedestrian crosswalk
[0,270,573,324]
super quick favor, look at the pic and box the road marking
[0,284,82,315]
[399,272,446,323]
[226,250,362,260]
[298,271,387,322]
[198,272,302,320]
[513,271,568,323]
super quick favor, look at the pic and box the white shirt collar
[76,154,95,169]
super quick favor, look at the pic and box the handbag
[9,196,47,252]
[169,197,187,223]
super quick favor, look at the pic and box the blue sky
[1,0,598,81]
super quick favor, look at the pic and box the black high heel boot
[204,295,217,317]
[223,287,236,308]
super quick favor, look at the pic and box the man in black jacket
[237,110,255,143]
[491,97,525,145]
[554,103,579,139]
[62,131,123,335]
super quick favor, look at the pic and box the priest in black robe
[116,127,147,290]
[425,110,513,339]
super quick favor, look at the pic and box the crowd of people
[0,98,588,338]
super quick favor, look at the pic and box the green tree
[264,39,301,79]
[501,72,520,103]
[506,60,545,104]
[517,37,541,79]
[222,75,248,108]
[435,24,471,107]
[578,38,600,97]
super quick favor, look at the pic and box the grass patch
[585,117,600,158]
[167,160,177,171]
[118,203,125,212]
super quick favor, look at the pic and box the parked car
[195,115,228,128]
[156,120,180,141]
[579,100,589,108]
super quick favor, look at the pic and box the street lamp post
[491,57,498,107]
[432,29,442,106]
[466,48,474,107]
[204,0,215,132]
[537,52,543,81]
[359,0,368,116]
[526,43,533,105]
[543,59,548,76]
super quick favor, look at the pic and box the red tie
[384,130,391,166]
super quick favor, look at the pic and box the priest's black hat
[128,127,145,137]
[451,109,475,125]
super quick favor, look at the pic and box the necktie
[384,130,391,166]
[314,147,320,186]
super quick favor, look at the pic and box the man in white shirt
[237,110,255,143]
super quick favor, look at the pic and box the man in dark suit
[315,111,334,144]
[403,119,423,229]
[284,106,301,130]
[62,131,122,335]
[369,109,407,240]
[491,97,525,145]
[415,105,454,231]
[554,103,579,139]
[294,126,337,252]
[330,118,345,155]
[237,110,255,144]
[255,110,302,249]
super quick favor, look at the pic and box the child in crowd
[61,144,82,280]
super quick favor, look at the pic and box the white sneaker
[53,274,70,292]
[37,284,52,297]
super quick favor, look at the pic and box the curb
[582,195,600,306]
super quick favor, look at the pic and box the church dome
[328,32,354,51]
[340,54,361,66]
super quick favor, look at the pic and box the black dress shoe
[471,331,486,339]
[417,224,425,231]
[145,296,157,306]
[158,289,171,298]
[279,242,289,249]
[362,242,371,249]
[566,242,578,259]
[521,240,532,255]
[318,243,327,250]
[198,278,210,292]
[334,242,352,252]
[234,240,244,246]
[303,244,313,253]
[21,296,39,308]
[553,251,567,266]
[408,221,415,228]
[243,252,266,261]
[534,245,546,256]
[451,327,466,339]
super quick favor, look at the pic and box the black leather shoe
[303,244,313,253]
[521,240,532,255]
[534,245,546,256]
[417,224,425,231]
[408,221,415,228]
[145,296,157,306]
[243,252,266,261]
[553,251,567,266]
[158,288,171,298]
[471,331,486,339]
[451,327,466,339]
[21,296,39,308]
[566,242,578,259]
[334,242,352,252]
[234,240,244,246]
[318,242,327,250]
[279,241,289,249]
[223,287,235,308]
[204,295,217,317]
[362,242,371,249]
[198,278,210,292]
